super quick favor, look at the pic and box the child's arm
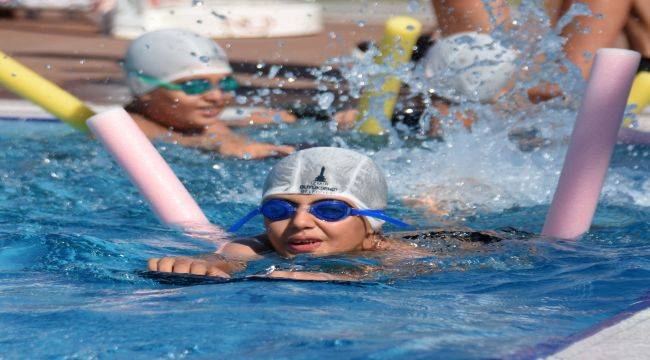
[147,237,269,278]
[130,113,294,159]
[220,107,297,127]
[147,236,363,281]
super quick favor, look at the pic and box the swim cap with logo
[229,147,411,232]
[124,28,232,96]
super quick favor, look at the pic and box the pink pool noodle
[542,49,640,239]
[87,108,221,233]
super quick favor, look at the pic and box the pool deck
[0,9,434,104]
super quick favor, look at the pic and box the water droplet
[407,0,421,12]
[357,20,366,28]
[79,59,85,64]
[268,65,281,78]
[235,95,248,104]
[192,0,203,6]
[212,164,221,170]
[44,64,52,70]
[328,31,337,40]
[317,92,335,109]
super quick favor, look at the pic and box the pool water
[0,118,649,358]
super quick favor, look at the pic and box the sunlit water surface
[2,1,650,357]
[0,117,648,358]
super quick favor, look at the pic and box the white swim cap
[262,147,388,230]
[423,31,517,102]
[124,29,232,96]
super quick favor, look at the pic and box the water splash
[303,1,647,221]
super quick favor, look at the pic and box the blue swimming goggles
[137,74,239,95]
[228,198,412,232]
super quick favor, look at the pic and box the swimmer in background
[148,147,514,281]
[123,29,296,159]
[334,0,516,135]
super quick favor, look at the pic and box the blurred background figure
[123,29,295,159]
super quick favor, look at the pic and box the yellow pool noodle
[357,16,422,135]
[0,51,94,131]
[623,72,650,127]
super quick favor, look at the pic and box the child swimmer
[124,29,295,159]
[148,147,510,281]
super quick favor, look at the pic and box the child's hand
[333,109,359,131]
[249,109,297,125]
[219,142,295,159]
[148,256,231,278]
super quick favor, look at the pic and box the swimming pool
[0,116,649,358]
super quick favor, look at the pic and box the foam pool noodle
[542,49,640,239]
[87,108,225,237]
[356,16,422,135]
[0,50,94,131]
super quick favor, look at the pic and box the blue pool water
[0,118,649,359]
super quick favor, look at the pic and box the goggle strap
[136,74,181,90]
[352,209,413,228]
[227,208,261,233]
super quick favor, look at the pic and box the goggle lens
[177,76,240,95]
[260,199,294,221]
[179,79,212,95]
[261,199,352,222]
[311,201,350,221]
[218,76,240,92]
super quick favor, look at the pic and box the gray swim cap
[262,147,388,230]
[124,29,232,96]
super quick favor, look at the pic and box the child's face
[140,73,233,132]
[264,194,374,258]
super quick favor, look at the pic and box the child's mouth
[287,238,323,253]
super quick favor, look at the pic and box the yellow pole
[0,51,94,131]
[623,72,650,127]
[357,16,422,135]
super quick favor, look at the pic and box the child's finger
[157,257,176,273]
[276,145,295,155]
[171,257,192,274]
[147,258,161,271]
[189,261,208,275]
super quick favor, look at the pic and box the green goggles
[138,74,240,95]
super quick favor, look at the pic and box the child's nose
[290,206,316,228]
[202,87,226,102]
